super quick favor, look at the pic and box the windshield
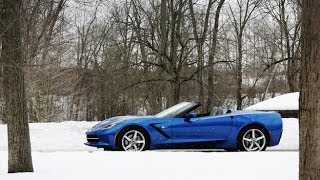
[155,102,199,118]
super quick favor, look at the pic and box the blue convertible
[85,102,283,152]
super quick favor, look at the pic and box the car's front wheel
[117,127,149,151]
[238,126,268,152]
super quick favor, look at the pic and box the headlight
[101,123,117,130]
[88,122,118,132]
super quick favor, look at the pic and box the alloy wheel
[242,129,266,151]
[121,130,146,151]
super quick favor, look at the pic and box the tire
[238,125,268,152]
[117,127,150,151]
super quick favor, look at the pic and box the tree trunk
[168,0,181,106]
[299,0,320,179]
[207,0,225,112]
[236,35,243,110]
[197,51,204,110]
[159,0,167,59]
[170,80,180,106]
[1,0,34,173]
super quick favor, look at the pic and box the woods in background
[0,0,301,122]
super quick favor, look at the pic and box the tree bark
[170,80,181,106]
[1,0,34,173]
[207,0,225,112]
[236,34,243,110]
[168,0,183,106]
[299,0,320,179]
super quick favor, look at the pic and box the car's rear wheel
[238,126,268,152]
[117,127,149,151]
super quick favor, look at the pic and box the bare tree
[1,0,33,173]
[228,0,262,110]
[264,0,301,92]
[188,0,214,110]
[206,0,226,111]
[0,0,305,125]
[125,0,194,107]
[299,0,320,178]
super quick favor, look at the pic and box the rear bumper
[269,129,283,146]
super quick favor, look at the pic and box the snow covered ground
[0,151,298,180]
[0,118,299,151]
[0,118,299,179]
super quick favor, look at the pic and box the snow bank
[245,92,299,110]
[0,118,299,151]
[0,151,298,180]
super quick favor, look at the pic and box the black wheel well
[237,124,270,145]
[116,125,151,149]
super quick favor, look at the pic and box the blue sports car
[85,102,283,152]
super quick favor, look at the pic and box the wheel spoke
[243,138,252,142]
[249,142,254,150]
[124,135,131,141]
[251,129,255,138]
[255,142,261,150]
[124,144,132,150]
[133,131,138,139]
[136,140,145,144]
[256,136,265,141]
[133,144,138,151]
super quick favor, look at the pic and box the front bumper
[84,142,114,150]
[85,130,117,150]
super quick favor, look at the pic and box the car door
[170,114,234,143]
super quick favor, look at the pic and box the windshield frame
[155,102,200,118]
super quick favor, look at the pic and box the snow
[245,92,299,110]
[0,119,299,179]
[0,121,98,152]
[0,118,298,151]
[0,151,298,180]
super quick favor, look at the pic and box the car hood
[88,116,153,132]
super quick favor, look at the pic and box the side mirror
[184,113,196,122]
